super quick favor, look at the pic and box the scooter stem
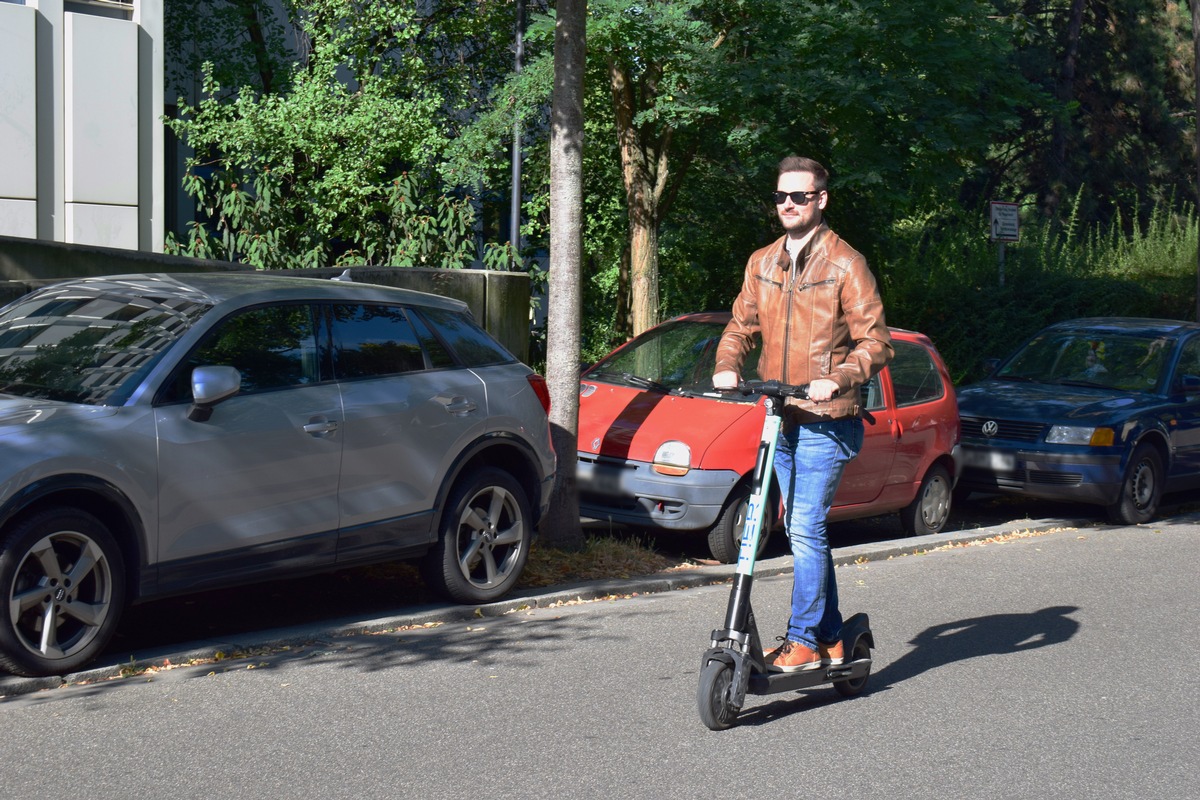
[720,394,782,636]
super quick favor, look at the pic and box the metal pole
[509,0,526,268]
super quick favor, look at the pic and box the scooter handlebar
[736,379,812,399]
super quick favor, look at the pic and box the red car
[577,312,961,562]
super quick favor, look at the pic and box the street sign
[990,201,1019,242]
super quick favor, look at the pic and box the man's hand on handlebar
[806,378,841,403]
[712,371,839,402]
[712,369,739,390]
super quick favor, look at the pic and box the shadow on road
[15,602,636,706]
[869,605,1081,689]
[736,605,1081,726]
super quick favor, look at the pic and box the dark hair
[777,156,828,190]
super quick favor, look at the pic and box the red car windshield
[587,319,762,394]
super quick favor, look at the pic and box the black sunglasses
[772,190,822,205]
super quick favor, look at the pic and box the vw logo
[982,420,999,437]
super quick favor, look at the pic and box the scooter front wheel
[698,660,739,730]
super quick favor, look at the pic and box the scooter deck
[744,612,874,696]
[748,656,871,695]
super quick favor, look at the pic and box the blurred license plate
[584,464,623,495]
[964,449,1016,471]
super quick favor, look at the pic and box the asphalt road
[83,490,1195,656]
[0,491,1190,683]
[1,507,1197,798]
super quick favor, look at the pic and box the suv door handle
[303,418,339,436]
[438,395,477,416]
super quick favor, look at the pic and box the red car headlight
[652,440,691,476]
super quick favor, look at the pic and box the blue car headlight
[1046,425,1115,446]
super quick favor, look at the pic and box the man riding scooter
[712,155,892,672]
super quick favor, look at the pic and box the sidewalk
[0,512,1095,698]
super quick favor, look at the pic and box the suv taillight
[527,374,551,414]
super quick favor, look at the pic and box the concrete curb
[0,514,1095,699]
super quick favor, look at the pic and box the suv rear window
[415,306,514,367]
[330,304,426,379]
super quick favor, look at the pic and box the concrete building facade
[0,1,534,360]
[0,0,163,252]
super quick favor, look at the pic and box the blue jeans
[772,417,864,649]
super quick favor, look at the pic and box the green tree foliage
[451,1,767,338]
[736,0,1049,257]
[453,0,1054,352]
[984,0,1196,227]
[173,1,1200,366]
[883,197,1199,383]
[164,0,521,270]
[588,0,727,336]
[164,0,292,98]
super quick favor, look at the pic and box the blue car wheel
[1106,442,1163,525]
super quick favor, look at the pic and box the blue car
[956,317,1200,524]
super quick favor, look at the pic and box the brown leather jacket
[715,224,893,421]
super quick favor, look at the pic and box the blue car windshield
[998,332,1173,392]
[0,284,211,405]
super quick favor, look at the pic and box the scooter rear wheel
[698,660,739,730]
[833,636,872,698]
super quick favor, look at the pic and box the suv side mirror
[187,366,242,422]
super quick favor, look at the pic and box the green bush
[881,199,1198,385]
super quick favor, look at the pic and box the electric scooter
[697,379,874,731]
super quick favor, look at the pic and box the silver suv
[0,273,555,677]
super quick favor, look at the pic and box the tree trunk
[629,209,659,336]
[609,60,668,337]
[614,246,632,341]
[232,0,277,93]
[540,0,587,550]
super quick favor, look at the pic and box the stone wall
[0,235,531,362]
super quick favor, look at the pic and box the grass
[517,534,701,588]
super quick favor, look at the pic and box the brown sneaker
[819,639,845,666]
[766,639,824,673]
[762,637,788,661]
